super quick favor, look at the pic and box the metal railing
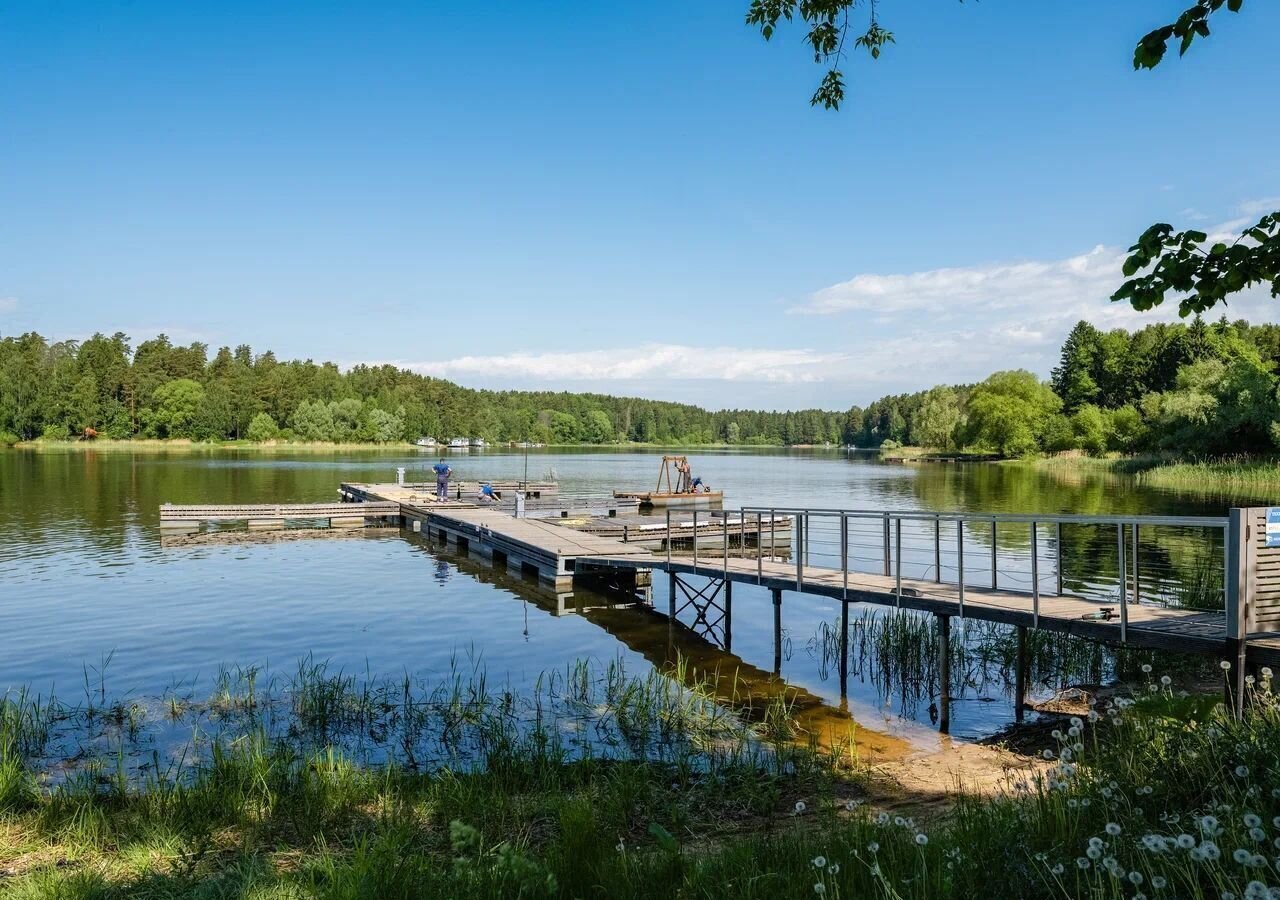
[658,505,1232,643]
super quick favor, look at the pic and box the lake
[0,446,1243,757]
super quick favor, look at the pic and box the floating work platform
[159,501,401,533]
[401,479,558,499]
[572,511,793,553]
[612,490,724,509]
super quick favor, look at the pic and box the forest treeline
[0,333,844,446]
[2,317,1279,454]
[849,317,1280,457]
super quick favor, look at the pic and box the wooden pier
[160,501,400,533]
[328,488,1280,717]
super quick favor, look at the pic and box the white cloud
[794,245,1123,317]
[387,344,846,385]
[353,197,1279,408]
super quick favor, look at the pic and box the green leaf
[648,822,679,853]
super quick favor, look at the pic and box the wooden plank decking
[580,554,1280,664]
[160,501,400,528]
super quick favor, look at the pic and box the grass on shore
[3,650,1280,898]
[1032,454,1280,500]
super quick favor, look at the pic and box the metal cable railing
[652,506,1232,644]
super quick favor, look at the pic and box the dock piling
[1014,625,1028,724]
[772,588,783,675]
[938,613,951,733]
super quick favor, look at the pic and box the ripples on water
[0,447,1236,753]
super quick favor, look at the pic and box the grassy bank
[1030,454,1280,500]
[2,651,1277,899]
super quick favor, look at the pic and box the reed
[7,656,1274,898]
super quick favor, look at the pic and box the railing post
[796,512,804,590]
[722,512,729,580]
[1031,520,1039,629]
[882,513,891,576]
[770,508,776,563]
[841,513,849,601]
[757,512,763,583]
[1117,523,1127,643]
[1055,521,1063,596]
[894,516,903,607]
[666,509,672,567]
[1226,509,1251,718]
[991,519,998,590]
[934,514,941,583]
[1226,508,1250,640]
[957,520,965,618]
[1132,523,1140,605]
[692,509,698,573]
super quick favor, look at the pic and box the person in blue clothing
[432,459,452,501]
[478,482,498,503]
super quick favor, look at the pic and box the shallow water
[0,446,1242,756]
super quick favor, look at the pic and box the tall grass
[809,609,1208,718]
[10,655,1280,898]
[1137,458,1280,498]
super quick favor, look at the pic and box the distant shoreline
[4,437,852,453]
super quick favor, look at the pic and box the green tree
[582,409,613,444]
[965,371,1062,457]
[1070,404,1111,456]
[914,387,964,451]
[246,412,278,442]
[365,407,406,443]
[745,0,1274,318]
[291,400,336,441]
[146,378,206,438]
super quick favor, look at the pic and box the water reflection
[0,447,1241,755]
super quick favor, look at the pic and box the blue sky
[1,0,1276,410]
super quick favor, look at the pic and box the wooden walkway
[580,554,1262,659]
[160,501,400,531]
[333,484,1280,674]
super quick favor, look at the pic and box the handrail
[739,506,1228,529]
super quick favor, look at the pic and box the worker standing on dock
[432,458,452,501]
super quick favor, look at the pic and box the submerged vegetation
[3,650,1280,898]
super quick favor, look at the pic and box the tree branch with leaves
[746,0,1275,316]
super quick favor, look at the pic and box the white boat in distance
[448,437,470,449]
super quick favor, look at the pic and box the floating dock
[160,501,401,533]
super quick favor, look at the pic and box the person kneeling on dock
[433,459,452,501]
[477,482,499,504]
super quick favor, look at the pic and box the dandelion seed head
[1237,765,1251,778]
[915,833,929,846]
[812,856,827,869]
[1106,823,1122,836]
[1142,664,1153,673]
[795,801,807,813]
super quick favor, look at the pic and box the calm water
[0,447,1246,754]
